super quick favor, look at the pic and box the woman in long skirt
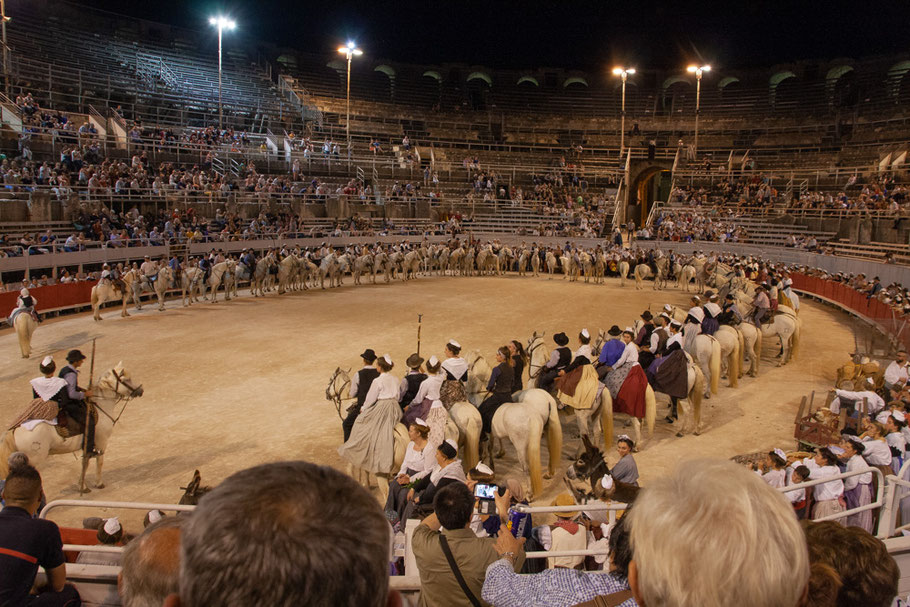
[339,354,402,478]
[604,329,639,399]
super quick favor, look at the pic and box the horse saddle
[555,366,585,397]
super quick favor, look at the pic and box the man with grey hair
[163,460,400,607]
[119,517,182,607]
[626,458,810,607]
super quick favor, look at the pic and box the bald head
[119,518,182,607]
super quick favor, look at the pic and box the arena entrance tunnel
[631,166,671,226]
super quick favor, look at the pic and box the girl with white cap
[758,449,788,489]
[439,340,469,408]
[560,329,594,376]
[611,435,639,486]
[885,412,907,474]
[840,438,874,533]
[801,447,845,521]
[403,356,444,427]
[338,354,403,496]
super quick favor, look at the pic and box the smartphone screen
[474,483,497,499]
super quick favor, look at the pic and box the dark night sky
[68,0,910,71]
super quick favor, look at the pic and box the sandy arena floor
[0,273,857,529]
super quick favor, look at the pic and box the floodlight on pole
[686,65,710,157]
[612,67,635,155]
[338,42,363,156]
[209,16,237,130]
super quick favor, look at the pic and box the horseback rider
[478,346,515,444]
[58,349,99,456]
[168,254,182,281]
[719,293,743,326]
[343,348,380,442]
[701,291,722,336]
[683,296,705,353]
[560,329,594,376]
[100,263,126,294]
[11,288,40,324]
[139,255,159,290]
[596,325,625,380]
[537,332,572,393]
[650,314,671,357]
[197,255,212,282]
[439,340,469,407]
[240,248,257,279]
[399,354,427,410]
[752,285,771,327]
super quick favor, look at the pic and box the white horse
[733,291,801,365]
[666,307,723,396]
[125,267,173,312]
[618,260,630,286]
[531,251,541,277]
[277,255,300,294]
[0,364,144,493]
[677,264,697,291]
[352,253,374,285]
[634,258,670,290]
[649,355,707,437]
[91,280,130,320]
[209,260,236,302]
[546,251,558,279]
[180,267,205,306]
[466,353,562,498]
[249,255,276,297]
[403,251,422,280]
[13,311,37,358]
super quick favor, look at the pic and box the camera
[474,483,503,515]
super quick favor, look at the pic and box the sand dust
[0,274,855,529]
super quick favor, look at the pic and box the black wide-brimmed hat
[608,325,622,336]
[406,353,425,369]
[641,311,653,321]
[66,349,86,363]
[553,332,569,346]
[360,348,377,362]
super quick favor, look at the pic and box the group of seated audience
[3,455,900,607]
[650,209,746,243]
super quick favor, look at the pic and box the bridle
[91,368,143,425]
[526,334,546,379]
[325,367,354,420]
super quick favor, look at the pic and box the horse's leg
[375,473,390,504]
[95,454,105,489]
[495,438,506,459]
[631,418,642,450]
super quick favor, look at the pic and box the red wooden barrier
[0,281,96,315]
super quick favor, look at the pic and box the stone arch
[422,70,442,82]
[662,75,690,91]
[769,71,797,107]
[374,64,396,79]
[326,59,346,72]
[517,75,539,87]
[466,71,492,86]
[826,65,855,107]
[563,76,588,88]
[717,76,739,90]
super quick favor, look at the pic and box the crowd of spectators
[788,174,910,213]
[2,455,900,607]
[668,174,780,209]
[650,209,746,243]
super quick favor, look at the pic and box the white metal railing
[40,499,195,555]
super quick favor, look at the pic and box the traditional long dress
[440,357,469,408]
[338,372,402,474]
[604,342,638,400]
[402,372,444,426]
[385,439,436,523]
[843,454,874,533]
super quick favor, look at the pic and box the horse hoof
[80,487,92,494]
[95,483,105,489]
[543,473,553,480]
[676,431,684,438]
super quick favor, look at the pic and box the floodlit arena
[3,0,910,605]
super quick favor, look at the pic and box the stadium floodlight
[209,16,237,130]
[337,42,363,156]
[611,67,636,154]
[686,65,711,156]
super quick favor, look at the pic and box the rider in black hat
[59,349,99,456]
[343,348,379,442]
[536,332,571,393]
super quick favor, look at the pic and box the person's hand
[406,488,415,502]
[465,479,477,492]
[493,528,525,556]
[397,474,410,486]
[557,370,565,377]
[494,488,512,518]
[84,388,93,398]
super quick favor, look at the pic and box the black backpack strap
[438,534,482,607]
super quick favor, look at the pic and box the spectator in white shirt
[802,447,845,522]
[840,438,874,533]
[884,350,909,390]
[829,380,885,416]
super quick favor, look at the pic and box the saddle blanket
[7,398,59,431]
[557,365,599,410]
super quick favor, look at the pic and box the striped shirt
[482,558,637,607]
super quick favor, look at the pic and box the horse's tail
[91,285,99,307]
[543,392,563,477]
[526,410,544,498]
[736,329,745,378]
[644,385,657,437]
[690,366,704,430]
[727,334,740,388]
[462,406,481,472]
[754,327,763,374]
[709,339,721,394]
[790,320,801,360]
[601,389,614,450]
[0,430,17,478]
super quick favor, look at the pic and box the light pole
[686,64,710,157]
[337,41,362,156]
[612,67,635,156]
[209,16,236,131]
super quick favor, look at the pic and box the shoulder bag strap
[438,534,482,607]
